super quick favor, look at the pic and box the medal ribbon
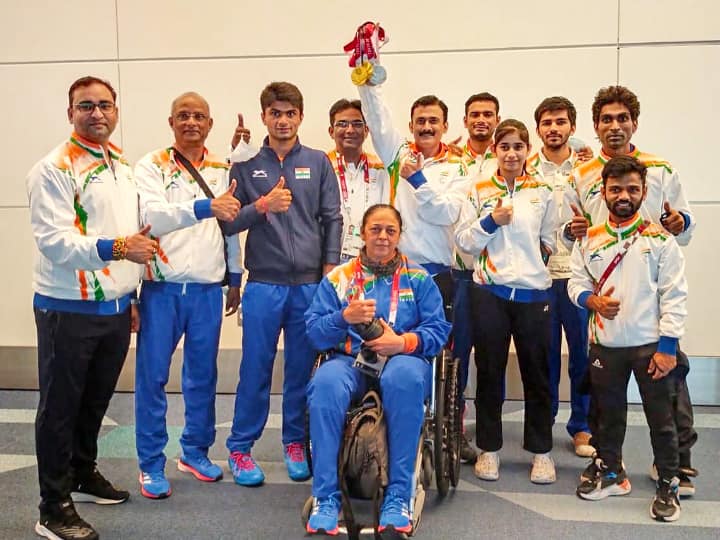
[594,221,648,294]
[337,153,370,211]
[352,257,401,327]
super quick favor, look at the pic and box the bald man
[133,92,243,499]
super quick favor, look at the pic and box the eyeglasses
[175,112,208,122]
[333,120,365,129]
[74,101,116,113]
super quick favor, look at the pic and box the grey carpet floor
[1,391,718,540]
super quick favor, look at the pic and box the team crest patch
[252,170,268,178]
[295,167,311,180]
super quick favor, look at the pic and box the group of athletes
[26,50,696,540]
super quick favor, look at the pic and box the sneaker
[228,451,265,486]
[178,454,223,482]
[306,496,341,536]
[35,500,98,540]
[460,433,477,464]
[530,453,556,484]
[652,463,696,498]
[378,490,412,535]
[138,471,172,499]
[474,451,500,481]
[580,454,626,482]
[71,467,130,505]
[572,432,595,458]
[284,442,311,482]
[651,477,681,522]
[577,459,631,500]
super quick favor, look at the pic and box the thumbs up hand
[261,176,292,213]
[491,196,513,226]
[211,178,242,221]
[569,203,589,239]
[587,285,621,320]
[230,113,251,150]
[660,201,684,235]
[125,224,159,264]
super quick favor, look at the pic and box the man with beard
[325,99,388,262]
[133,92,243,498]
[527,97,592,457]
[223,82,342,486]
[460,93,500,178]
[564,85,698,497]
[568,155,686,523]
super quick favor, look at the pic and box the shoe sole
[71,491,129,505]
[177,460,223,482]
[34,521,97,540]
[574,445,595,458]
[531,475,556,484]
[140,485,171,499]
[650,505,680,522]
[679,485,695,497]
[577,479,632,501]
[306,524,339,536]
[232,476,264,487]
[379,524,411,539]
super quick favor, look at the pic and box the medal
[344,22,389,87]
[351,61,373,86]
[367,64,386,86]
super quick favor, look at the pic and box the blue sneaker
[379,491,412,535]
[228,451,265,486]
[306,496,341,536]
[284,442,311,481]
[178,454,223,482]
[138,471,171,499]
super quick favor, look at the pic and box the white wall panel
[116,0,617,60]
[678,205,717,356]
[0,64,120,207]
[0,209,38,346]
[0,2,118,63]
[118,47,616,165]
[619,45,720,202]
[620,0,720,43]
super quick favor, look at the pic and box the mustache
[419,130,435,136]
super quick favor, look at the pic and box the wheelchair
[301,346,461,538]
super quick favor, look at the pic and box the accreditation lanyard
[593,221,648,294]
[337,154,370,212]
[352,257,401,327]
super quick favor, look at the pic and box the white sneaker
[531,453,556,484]
[474,451,500,481]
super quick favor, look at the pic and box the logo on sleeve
[252,170,268,178]
[589,252,603,262]
[295,167,311,180]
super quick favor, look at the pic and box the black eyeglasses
[334,120,365,129]
[175,112,208,122]
[74,101,116,113]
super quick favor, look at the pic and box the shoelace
[382,492,409,517]
[229,451,257,471]
[312,497,340,518]
[285,442,305,463]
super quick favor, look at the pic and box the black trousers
[34,307,130,506]
[588,343,678,480]
[587,349,697,468]
[471,286,553,454]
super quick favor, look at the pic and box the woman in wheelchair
[305,204,451,536]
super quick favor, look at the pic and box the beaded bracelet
[111,237,128,260]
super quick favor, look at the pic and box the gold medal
[351,61,373,86]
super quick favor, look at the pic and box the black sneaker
[460,433,477,464]
[579,455,601,482]
[651,477,681,522]
[577,458,631,501]
[72,467,130,505]
[35,500,98,540]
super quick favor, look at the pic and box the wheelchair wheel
[446,356,461,487]
[301,495,313,528]
[434,349,451,497]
